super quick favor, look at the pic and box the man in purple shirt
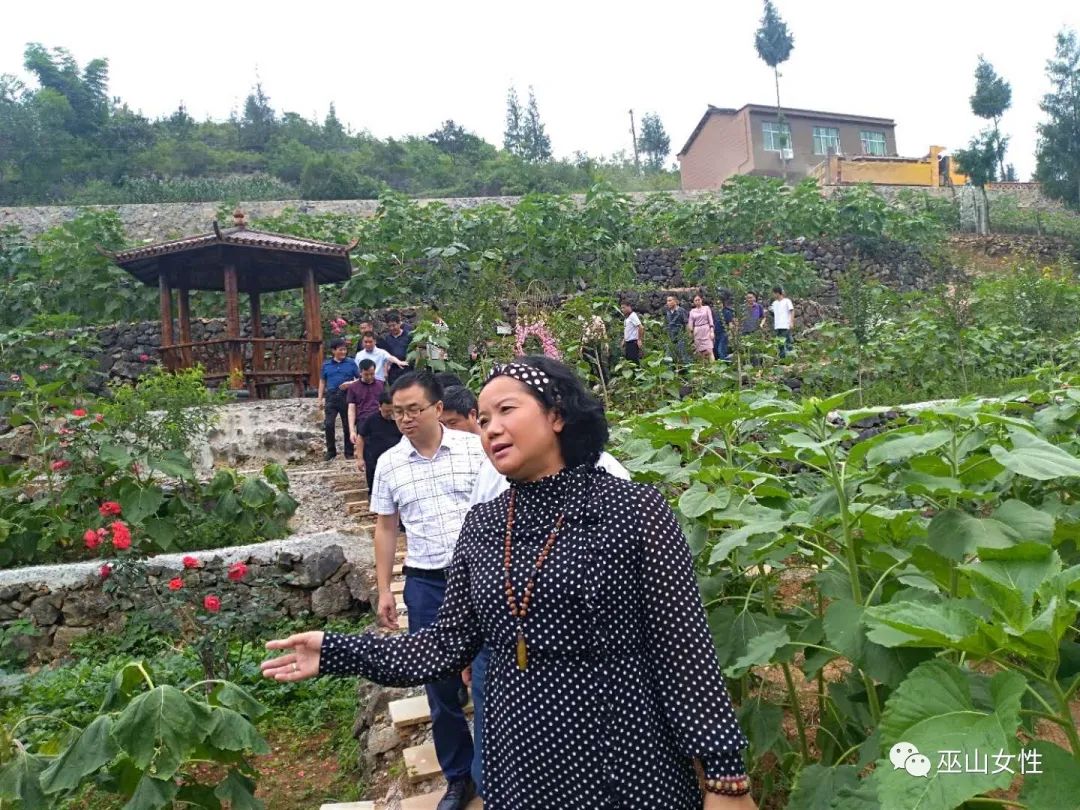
[347,360,384,456]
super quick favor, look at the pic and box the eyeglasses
[391,402,436,421]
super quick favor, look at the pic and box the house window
[762,122,792,152]
[861,130,887,156]
[813,127,841,155]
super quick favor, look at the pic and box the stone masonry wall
[0,534,376,663]
[2,185,1064,242]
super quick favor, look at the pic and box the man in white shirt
[770,286,795,358]
[371,372,485,808]
[620,301,643,365]
[355,331,405,383]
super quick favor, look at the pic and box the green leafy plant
[614,380,1080,808]
[0,660,269,809]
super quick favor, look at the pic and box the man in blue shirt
[318,338,359,461]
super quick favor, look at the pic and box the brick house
[677,104,898,190]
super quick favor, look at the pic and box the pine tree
[504,85,524,157]
[970,56,1012,180]
[637,113,671,171]
[754,1,795,178]
[1036,28,1080,209]
[522,86,552,162]
[239,81,276,152]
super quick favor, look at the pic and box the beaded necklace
[503,486,565,671]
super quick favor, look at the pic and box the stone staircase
[316,464,482,810]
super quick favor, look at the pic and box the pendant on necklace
[516,628,528,671]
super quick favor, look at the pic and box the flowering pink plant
[514,320,562,360]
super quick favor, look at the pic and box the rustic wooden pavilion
[106,210,356,399]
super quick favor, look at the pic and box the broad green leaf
[787,764,860,810]
[863,601,990,655]
[708,608,784,669]
[961,552,1059,624]
[39,715,119,793]
[141,517,178,551]
[677,482,730,519]
[117,484,164,526]
[737,697,785,756]
[992,499,1055,543]
[238,476,275,509]
[111,685,212,782]
[1017,741,1080,810]
[0,750,48,807]
[865,429,953,467]
[148,450,195,481]
[726,628,790,676]
[262,462,290,490]
[825,598,865,661]
[100,662,151,713]
[709,518,786,564]
[123,773,178,810]
[209,682,268,722]
[876,661,1024,810]
[206,707,270,754]
[990,429,1080,481]
[213,769,264,810]
[926,509,1017,561]
[99,443,135,469]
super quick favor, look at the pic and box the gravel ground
[285,459,367,535]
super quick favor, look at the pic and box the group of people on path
[622,288,796,366]
[263,357,756,809]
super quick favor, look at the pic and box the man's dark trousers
[323,390,352,458]
[775,328,793,358]
[404,575,473,780]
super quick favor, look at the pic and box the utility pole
[629,109,641,175]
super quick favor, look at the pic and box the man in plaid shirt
[370,370,485,809]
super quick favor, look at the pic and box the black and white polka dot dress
[320,465,750,809]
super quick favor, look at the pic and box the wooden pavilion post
[158,274,175,370]
[223,265,243,389]
[249,289,263,398]
[177,287,193,369]
[302,267,323,390]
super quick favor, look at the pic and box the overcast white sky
[5,1,1078,181]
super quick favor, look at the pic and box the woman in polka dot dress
[263,356,755,809]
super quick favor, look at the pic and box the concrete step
[399,793,483,809]
[339,488,367,503]
[393,563,404,576]
[388,695,473,730]
[347,503,376,517]
[402,742,440,783]
[390,580,405,595]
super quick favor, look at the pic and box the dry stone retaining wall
[0,533,375,663]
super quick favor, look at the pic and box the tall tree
[637,112,671,171]
[1036,28,1080,209]
[970,56,1012,180]
[521,86,552,163]
[239,81,276,152]
[754,0,795,179]
[22,44,108,136]
[504,85,524,157]
[323,103,347,149]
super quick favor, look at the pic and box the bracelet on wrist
[704,775,751,796]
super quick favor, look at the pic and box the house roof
[678,103,897,157]
[104,214,357,293]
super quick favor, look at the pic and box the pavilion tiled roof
[103,213,358,293]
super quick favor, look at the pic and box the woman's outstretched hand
[261,631,325,682]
